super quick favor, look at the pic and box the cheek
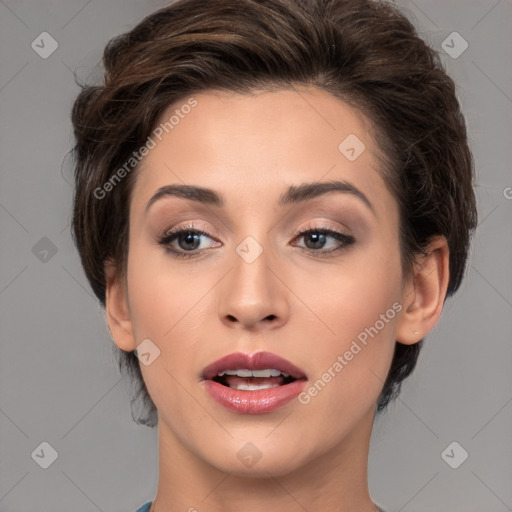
[297,242,402,404]
[303,236,402,339]
[124,245,200,414]
[125,243,214,389]
[125,242,203,340]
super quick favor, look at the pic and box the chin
[195,432,318,479]
[212,451,308,479]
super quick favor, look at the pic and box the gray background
[1,0,511,511]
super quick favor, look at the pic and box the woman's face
[122,87,408,476]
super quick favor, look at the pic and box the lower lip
[203,379,307,414]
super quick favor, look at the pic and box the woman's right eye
[158,225,220,259]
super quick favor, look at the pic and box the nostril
[224,313,277,324]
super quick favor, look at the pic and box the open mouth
[212,369,298,391]
[201,351,307,414]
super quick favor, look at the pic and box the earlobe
[104,261,137,352]
[396,235,450,345]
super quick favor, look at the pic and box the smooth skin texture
[105,87,449,512]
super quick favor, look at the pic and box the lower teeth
[230,383,280,391]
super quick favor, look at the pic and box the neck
[150,407,378,512]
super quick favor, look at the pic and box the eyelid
[159,222,219,244]
[293,220,351,237]
[159,218,351,243]
[157,220,356,260]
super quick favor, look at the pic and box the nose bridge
[217,231,289,328]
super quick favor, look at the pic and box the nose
[217,240,290,331]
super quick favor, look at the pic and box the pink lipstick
[201,351,307,414]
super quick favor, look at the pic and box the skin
[105,86,449,512]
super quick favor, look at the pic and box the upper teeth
[217,369,290,378]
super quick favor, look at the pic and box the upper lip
[202,351,307,381]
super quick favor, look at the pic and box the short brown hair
[71,0,477,426]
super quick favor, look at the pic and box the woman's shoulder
[133,501,152,512]
[133,501,388,512]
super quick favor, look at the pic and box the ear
[104,260,137,351]
[396,235,450,345]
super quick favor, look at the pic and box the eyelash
[157,223,355,259]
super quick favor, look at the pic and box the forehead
[130,87,392,215]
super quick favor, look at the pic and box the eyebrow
[145,180,375,215]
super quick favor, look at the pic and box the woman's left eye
[158,225,355,259]
[292,228,355,255]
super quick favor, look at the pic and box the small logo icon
[134,338,161,366]
[31,32,59,59]
[31,441,58,469]
[32,237,58,263]
[338,134,366,161]
[441,441,469,469]
[237,442,263,468]
[441,32,468,59]
[236,236,263,264]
